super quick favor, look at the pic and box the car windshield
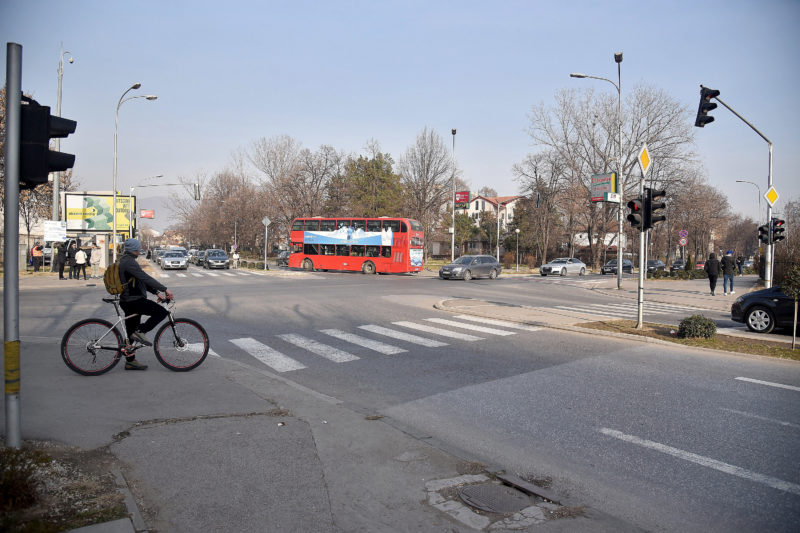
[551,259,567,264]
[453,256,474,265]
[165,252,182,258]
[209,251,226,258]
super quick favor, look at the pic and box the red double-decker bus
[287,217,424,274]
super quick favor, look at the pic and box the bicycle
[61,297,209,376]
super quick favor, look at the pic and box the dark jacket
[720,254,737,275]
[56,242,68,263]
[119,252,167,302]
[67,245,78,266]
[704,257,720,277]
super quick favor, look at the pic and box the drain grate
[458,483,532,514]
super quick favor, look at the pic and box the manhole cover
[458,483,531,514]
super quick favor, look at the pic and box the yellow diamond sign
[764,186,779,207]
[637,143,651,176]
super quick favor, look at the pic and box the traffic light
[19,97,77,189]
[772,218,786,243]
[758,224,770,244]
[627,197,644,230]
[194,183,201,201]
[645,188,667,230]
[694,86,720,128]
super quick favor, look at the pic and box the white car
[161,251,188,270]
[539,257,587,276]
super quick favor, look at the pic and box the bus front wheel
[362,261,376,275]
[302,259,315,272]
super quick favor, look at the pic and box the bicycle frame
[97,297,175,352]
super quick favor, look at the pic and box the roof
[471,195,525,207]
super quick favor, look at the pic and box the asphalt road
[6,265,799,531]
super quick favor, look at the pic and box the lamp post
[735,179,763,223]
[571,51,623,290]
[113,83,157,261]
[51,44,74,270]
[451,128,456,261]
[515,228,520,272]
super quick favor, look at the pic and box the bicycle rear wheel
[153,318,209,371]
[61,319,123,376]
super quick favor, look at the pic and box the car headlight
[452,267,463,272]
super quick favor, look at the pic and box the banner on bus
[304,226,394,246]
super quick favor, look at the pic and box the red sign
[139,209,155,219]
[454,191,470,203]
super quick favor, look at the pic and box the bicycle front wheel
[153,318,209,371]
[61,319,124,376]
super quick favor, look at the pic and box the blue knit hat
[123,238,142,253]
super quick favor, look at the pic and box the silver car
[439,255,502,281]
[539,257,586,276]
[161,251,188,270]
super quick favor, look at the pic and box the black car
[601,259,633,275]
[276,250,291,267]
[670,259,686,273]
[439,255,502,280]
[203,249,230,269]
[647,260,666,273]
[731,285,796,333]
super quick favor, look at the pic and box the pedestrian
[31,242,43,272]
[90,243,102,279]
[68,241,78,279]
[232,251,240,269]
[56,241,68,280]
[736,254,744,277]
[720,250,736,295]
[704,252,721,296]
[75,246,88,280]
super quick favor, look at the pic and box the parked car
[203,249,230,269]
[743,259,754,269]
[669,259,686,273]
[161,251,188,270]
[695,260,705,270]
[647,260,666,273]
[731,285,797,334]
[439,255,502,280]
[601,259,633,275]
[276,250,291,267]
[155,249,167,266]
[540,257,587,276]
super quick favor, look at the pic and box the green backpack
[103,260,132,295]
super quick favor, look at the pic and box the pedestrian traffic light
[19,96,77,190]
[758,224,770,244]
[645,188,667,230]
[627,197,644,230]
[694,86,720,128]
[772,218,786,243]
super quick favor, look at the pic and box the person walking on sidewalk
[704,252,721,296]
[118,238,174,370]
[75,246,88,280]
[90,243,102,279]
[56,241,68,279]
[736,254,744,276]
[721,250,736,295]
[67,242,78,280]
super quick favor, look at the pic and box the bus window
[321,244,335,255]
[304,220,320,231]
[320,219,336,231]
[352,220,366,231]
[365,245,380,257]
[291,220,304,231]
[409,220,423,231]
[292,242,303,253]
[381,247,391,258]
[304,243,319,255]
[399,221,407,232]
[366,220,381,232]
[336,245,350,256]
[383,220,400,232]
[337,220,351,229]
[350,245,365,257]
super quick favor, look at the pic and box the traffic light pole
[636,176,646,329]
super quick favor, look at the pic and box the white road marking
[425,318,515,336]
[158,273,169,278]
[191,273,203,277]
[230,337,306,372]
[221,272,235,277]
[454,315,541,332]
[320,329,407,355]
[277,333,359,363]
[358,325,448,347]
[176,273,187,278]
[206,272,220,277]
[735,377,800,392]
[720,408,800,430]
[393,321,483,341]
[600,427,800,496]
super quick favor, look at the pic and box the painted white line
[425,318,515,336]
[720,408,800,430]
[358,325,448,347]
[555,306,632,317]
[320,329,407,355]
[206,272,220,277]
[221,272,235,277]
[735,377,800,392]
[393,321,483,341]
[191,273,203,277]
[277,333,360,363]
[454,315,541,332]
[600,427,800,496]
[230,337,306,372]
[176,273,187,278]
[158,273,169,278]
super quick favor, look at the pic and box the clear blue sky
[3,0,798,230]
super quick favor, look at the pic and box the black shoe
[124,359,148,370]
[130,330,152,346]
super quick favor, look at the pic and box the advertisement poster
[65,194,133,232]
[304,226,393,246]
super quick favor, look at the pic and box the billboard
[455,191,471,209]
[65,193,134,232]
[590,172,619,203]
[140,209,155,219]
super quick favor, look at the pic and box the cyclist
[119,238,174,370]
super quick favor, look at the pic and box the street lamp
[51,44,74,270]
[515,228,520,272]
[112,83,157,261]
[570,51,624,290]
[735,180,763,223]
[451,128,456,261]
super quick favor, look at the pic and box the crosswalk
[218,315,541,374]
[154,269,260,279]
[550,300,714,319]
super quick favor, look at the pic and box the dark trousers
[120,298,169,338]
[32,257,41,272]
[58,260,66,279]
[708,275,718,295]
[77,264,87,279]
